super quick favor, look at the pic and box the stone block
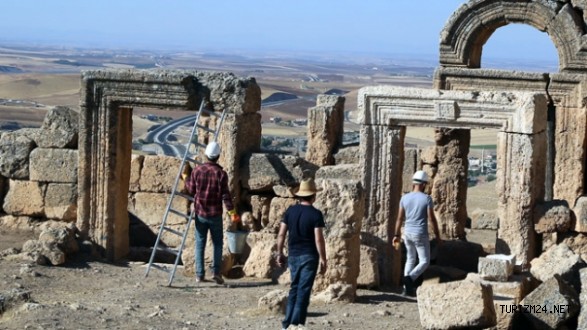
[29,148,78,183]
[478,254,514,282]
[246,194,272,228]
[242,240,275,278]
[0,132,35,179]
[402,148,419,194]
[470,208,499,230]
[530,243,584,290]
[241,153,316,192]
[305,95,344,166]
[436,240,486,272]
[573,196,587,233]
[466,272,533,305]
[272,185,294,198]
[3,180,44,217]
[138,156,183,193]
[333,145,359,165]
[265,197,297,234]
[579,268,587,329]
[357,245,379,289]
[129,192,189,227]
[421,265,468,286]
[315,164,360,181]
[417,280,496,329]
[129,154,144,192]
[258,290,287,314]
[44,183,77,221]
[37,106,79,149]
[520,275,579,329]
[533,200,572,234]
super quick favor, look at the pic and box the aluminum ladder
[144,100,227,286]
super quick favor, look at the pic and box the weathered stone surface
[333,145,359,165]
[431,128,470,240]
[305,95,345,166]
[0,214,37,232]
[0,132,35,179]
[129,154,144,192]
[402,148,419,194]
[579,268,587,329]
[129,192,189,227]
[265,197,297,234]
[470,208,499,230]
[258,290,287,314]
[3,180,44,217]
[29,148,78,183]
[574,195,587,233]
[37,106,79,148]
[22,224,79,265]
[272,185,294,198]
[533,200,572,234]
[357,245,379,289]
[421,265,468,285]
[246,194,272,229]
[315,164,360,181]
[312,284,355,303]
[560,232,587,263]
[138,156,183,193]
[241,153,316,192]
[520,275,579,329]
[417,280,496,329]
[465,272,533,305]
[530,243,584,290]
[313,178,364,298]
[243,240,276,278]
[478,254,515,282]
[44,183,77,221]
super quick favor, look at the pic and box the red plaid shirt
[186,161,234,218]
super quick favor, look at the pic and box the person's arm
[429,207,441,243]
[315,227,327,274]
[392,206,405,246]
[276,222,288,267]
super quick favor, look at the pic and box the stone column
[431,128,470,239]
[360,124,405,287]
[306,95,345,166]
[496,131,546,268]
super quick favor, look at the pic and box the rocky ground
[0,230,424,330]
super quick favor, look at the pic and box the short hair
[298,194,315,202]
[207,155,219,162]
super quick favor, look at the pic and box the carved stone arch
[439,0,586,71]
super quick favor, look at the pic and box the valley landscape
[0,43,510,329]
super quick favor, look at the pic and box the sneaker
[195,276,204,283]
[212,274,224,285]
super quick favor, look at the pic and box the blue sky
[0,0,558,65]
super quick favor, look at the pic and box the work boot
[402,275,415,297]
[212,274,224,285]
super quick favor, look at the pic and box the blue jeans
[282,254,319,329]
[403,232,430,281]
[194,215,223,277]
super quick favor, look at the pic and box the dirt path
[0,231,423,330]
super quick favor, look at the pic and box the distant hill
[0,66,23,73]
[262,92,297,103]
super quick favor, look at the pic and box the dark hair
[298,194,315,202]
[207,155,219,162]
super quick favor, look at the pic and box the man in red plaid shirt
[186,141,238,285]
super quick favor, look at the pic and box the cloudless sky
[0,0,559,65]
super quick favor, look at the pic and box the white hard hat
[412,170,429,184]
[205,141,221,158]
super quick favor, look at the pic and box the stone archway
[359,86,547,285]
[77,70,261,261]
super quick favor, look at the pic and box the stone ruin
[4,0,587,328]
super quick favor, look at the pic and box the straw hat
[294,178,321,197]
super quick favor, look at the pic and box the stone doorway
[358,86,547,285]
[77,70,261,261]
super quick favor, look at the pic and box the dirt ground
[0,230,425,330]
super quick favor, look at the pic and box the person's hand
[275,252,285,268]
[319,258,327,275]
[230,213,240,223]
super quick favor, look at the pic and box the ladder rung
[193,141,206,149]
[163,224,185,236]
[202,108,222,117]
[175,192,194,202]
[195,124,215,134]
[150,263,170,273]
[166,208,190,220]
[155,246,180,256]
